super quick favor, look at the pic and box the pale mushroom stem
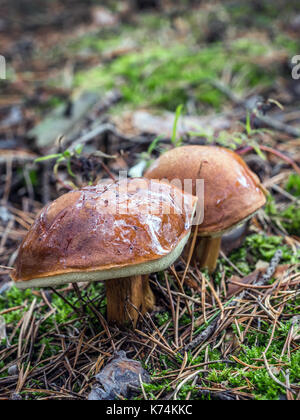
[106,275,155,326]
[194,237,222,273]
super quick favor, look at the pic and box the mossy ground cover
[72,19,281,112]
[75,39,276,111]
[1,266,298,400]
[1,171,299,399]
[63,1,299,115]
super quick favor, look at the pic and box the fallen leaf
[28,91,100,150]
[227,270,263,298]
[88,351,150,400]
[114,109,231,138]
[227,265,291,297]
[92,7,119,27]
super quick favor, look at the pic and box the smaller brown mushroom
[145,146,267,273]
[11,178,197,326]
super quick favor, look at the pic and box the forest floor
[0,0,299,400]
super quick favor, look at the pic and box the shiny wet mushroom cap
[145,146,266,272]
[11,178,197,325]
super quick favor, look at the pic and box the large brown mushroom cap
[145,146,266,235]
[12,178,197,288]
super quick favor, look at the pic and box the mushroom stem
[194,236,222,273]
[142,275,156,312]
[106,275,155,326]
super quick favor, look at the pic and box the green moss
[155,311,171,327]
[197,322,300,400]
[275,35,300,55]
[217,232,299,280]
[286,174,300,197]
[152,329,299,400]
[2,3,300,400]
[266,183,300,237]
[244,234,299,262]
[0,283,105,356]
[281,205,300,237]
[74,34,275,111]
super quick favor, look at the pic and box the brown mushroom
[145,146,266,273]
[11,178,197,326]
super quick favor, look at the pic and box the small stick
[0,265,14,270]
[183,318,219,353]
[238,146,300,176]
[201,272,207,324]
[49,287,81,315]
[164,273,177,347]
[139,374,148,400]
[72,283,85,315]
[263,353,295,395]
[170,265,193,318]
[256,250,283,287]
[173,369,206,400]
